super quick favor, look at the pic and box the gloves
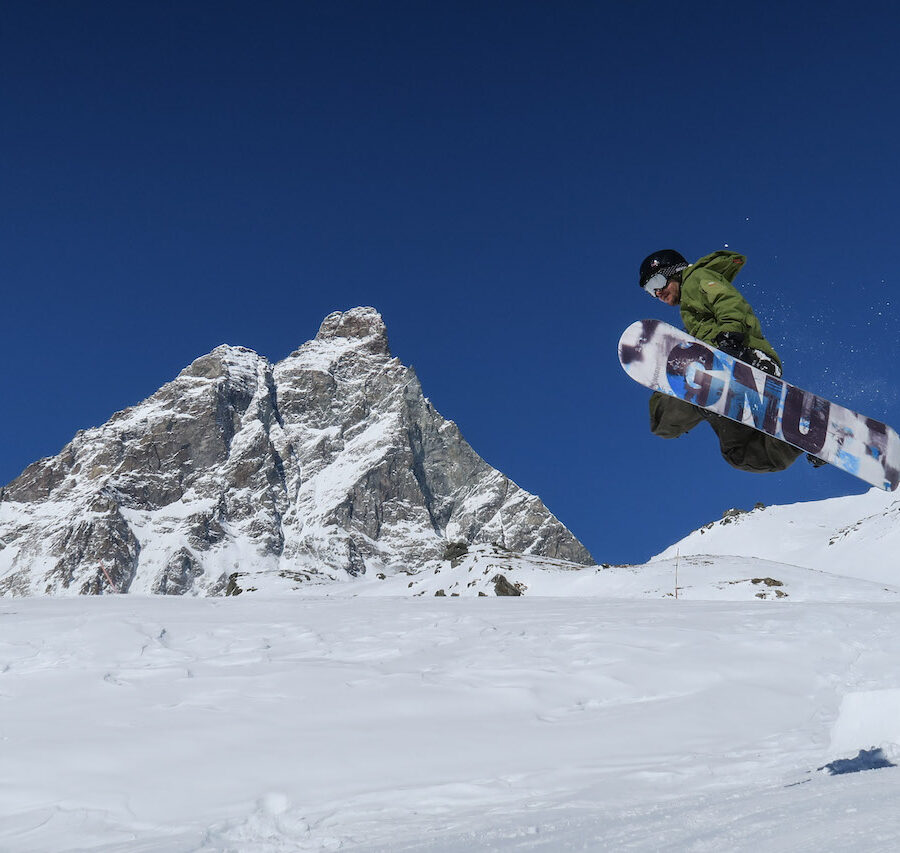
[749,350,782,378]
[714,331,747,358]
[715,331,782,377]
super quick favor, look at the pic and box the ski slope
[4,573,900,851]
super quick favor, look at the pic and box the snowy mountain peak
[180,344,267,382]
[315,306,390,353]
[0,307,591,596]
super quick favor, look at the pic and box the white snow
[830,690,900,756]
[655,488,900,585]
[4,489,900,851]
[297,412,399,515]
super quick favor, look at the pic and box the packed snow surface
[4,581,900,851]
[4,489,900,850]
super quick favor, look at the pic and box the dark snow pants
[649,392,803,473]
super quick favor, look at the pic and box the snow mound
[830,689,900,757]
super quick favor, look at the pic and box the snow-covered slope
[230,542,900,604]
[655,488,900,585]
[5,594,900,852]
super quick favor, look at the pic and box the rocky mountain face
[0,308,592,596]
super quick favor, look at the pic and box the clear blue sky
[4,1,899,565]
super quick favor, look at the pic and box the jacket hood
[684,250,747,285]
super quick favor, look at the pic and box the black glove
[714,331,747,358]
[715,331,782,377]
[749,350,782,378]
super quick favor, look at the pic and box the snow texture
[3,487,900,851]
[3,590,900,852]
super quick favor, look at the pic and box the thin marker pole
[675,549,679,600]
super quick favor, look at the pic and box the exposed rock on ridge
[0,308,592,595]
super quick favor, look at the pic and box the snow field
[4,593,900,851]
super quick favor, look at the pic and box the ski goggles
[641,272,669,296]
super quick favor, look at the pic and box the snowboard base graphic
[618,319,900,492]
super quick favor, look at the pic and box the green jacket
[679,251,781,369]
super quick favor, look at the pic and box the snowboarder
[637,249,806,473]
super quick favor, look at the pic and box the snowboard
[618,319,900,492]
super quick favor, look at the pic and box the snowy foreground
[5,582,900,852]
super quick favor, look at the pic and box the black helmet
[639,249,688,295]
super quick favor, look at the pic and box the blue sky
[3,1,899,565]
